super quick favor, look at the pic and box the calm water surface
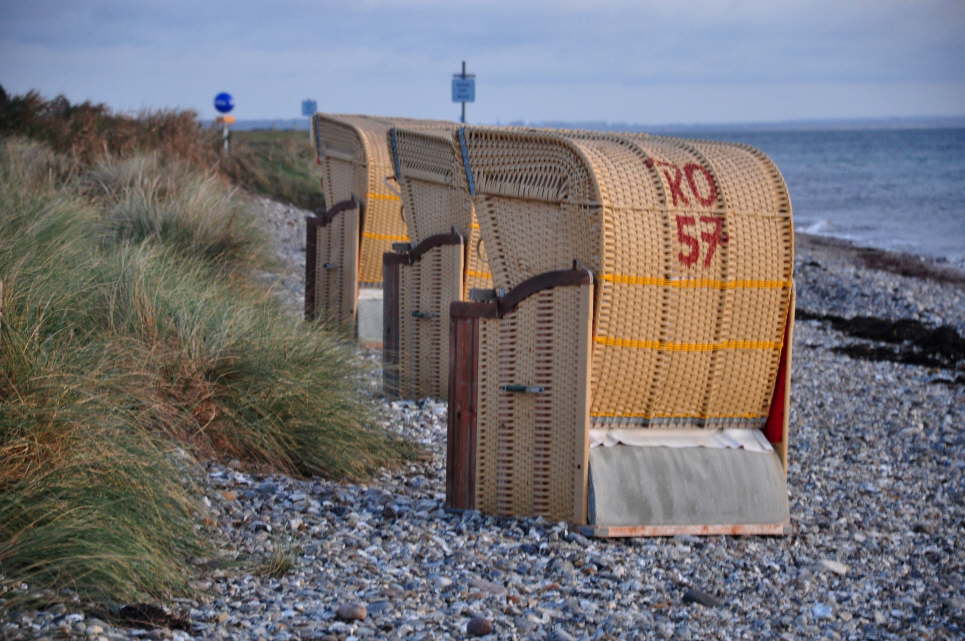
[664,127,965,266]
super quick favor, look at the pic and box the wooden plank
[582,521,790,538]
[408,231,463,263]
[382,253,401,397]
[451,300,499,320]
[497,268,593,317]
[304,216,318,321]
[446,314,478,510]
[572,282,593,524]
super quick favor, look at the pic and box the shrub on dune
[0,134,412,606]
[86,154,270,272]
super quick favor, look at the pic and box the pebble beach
[3,196,962,641]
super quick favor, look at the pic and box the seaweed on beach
[856,249,965,287]
[796,308,965,373]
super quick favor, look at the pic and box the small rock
[911,521,935,534]
[468,576,506,596]
[812,603,832,619]
[434,576,453,590]
[550,628,576,641]
[657,621,675,639]
[466,616,493,636]
[564,531,591,547]
[682,587,723,607]
[337,603,367,621]
[818,559,850,576]
[367,600,392,616]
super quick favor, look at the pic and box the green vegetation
[0,87,214,167]
[0,90,411,608]
[0,86,323,211]
[220,129,326,213]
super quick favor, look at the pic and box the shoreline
[795,232,965,288]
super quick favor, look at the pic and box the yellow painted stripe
[602,273,790,290]
[466,270,493,279]
[469,222,481,230]
[363,232,409,242]
[366,192,401,201]
[591,411,767,419]
[595,336,781,352]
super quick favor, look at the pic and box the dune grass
[218,129,325,212]
[0,135,413,607]
[0,86,324,212]
[0,87,215,167]
[86,153,272,272]
[0,141,202,602]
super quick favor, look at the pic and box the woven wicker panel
[459,127,793,431]
[397,257,420,399]
[312,115,454,286]
[390,126,494,291]
[396,244,464,400]
[419,244,463,399]
[475,313,500,516]
[312,207,359,328]
[473,283,592,522]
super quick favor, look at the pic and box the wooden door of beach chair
[447,127,795,535]
[382,126,494,400]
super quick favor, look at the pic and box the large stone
[818,559,850,575]
[467,616,493,636]
[682,588,723,608]
[336,603,367,622]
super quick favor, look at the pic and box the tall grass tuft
[218,130,326,212]
[0,87,325,212]
[0,88,216,166]
[92,243,411,478]
[0,141,202,602]
[0,135,413,606]
[86,154,270,271]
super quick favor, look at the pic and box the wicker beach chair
[447,127,795,536]
[382,126,494,399]
[304,114,452,340]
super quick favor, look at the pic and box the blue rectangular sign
[301,99,317,116]
[451,75,475,103]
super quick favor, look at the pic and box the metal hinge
[500,384,545,394]
[469,288,497,302]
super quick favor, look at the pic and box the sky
[1,0,964,125]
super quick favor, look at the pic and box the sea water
[664,127,965,267]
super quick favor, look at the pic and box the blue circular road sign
[214,92,234,113]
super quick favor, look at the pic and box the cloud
[1,0,962,122]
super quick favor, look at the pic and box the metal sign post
[451,61,476,124]
[214,92,235,152]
